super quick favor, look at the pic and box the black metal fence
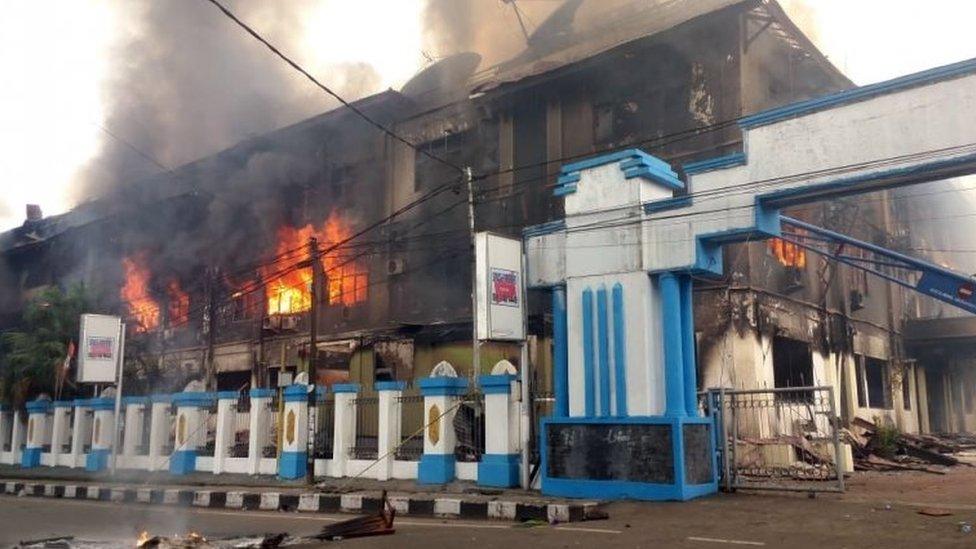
[351,395,379,460]
[311,394,335,459]
[230,393,250,458]
[529,391,555,465]
[395,391,424,461]
[455,390,485,463]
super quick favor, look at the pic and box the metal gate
[703,386,845,493]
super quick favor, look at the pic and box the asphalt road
[2,491,976,548]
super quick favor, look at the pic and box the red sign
[959,283,974,300]
[491,268,519,307]
[86,336,114,360]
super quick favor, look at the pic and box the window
[855,357,867,408]
[865,357,892,409]
[772,337,814,402]
[902,367,912,411]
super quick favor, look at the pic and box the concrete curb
[1,481,599,523]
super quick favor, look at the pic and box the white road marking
[687,536,766,546]
[5,497,622,535]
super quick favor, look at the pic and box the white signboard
[77,314,122,383]
[475,232,525,341]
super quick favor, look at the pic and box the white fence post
[331,383,360,478]
[86,398,116,471]
[477,371,520,487]
[11,410,25,465]
[147,395,171,472]
[279,384,312,479]
[0,406,11,464]
[169,392,215,475]
[418,362,467,485]
[248,388,273,475]
[22,399,51,468]
[69,399,91,468]
[50,402,72,464]
[375,381,405,481]
[213,392,237,475]
[122,398,148,458]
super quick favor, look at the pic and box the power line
[201,0,464,175]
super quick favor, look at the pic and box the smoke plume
[73,0,380,203]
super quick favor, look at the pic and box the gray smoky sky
[72,0,381,204]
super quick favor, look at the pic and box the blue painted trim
[21,447,43,468]
[679,276,698,417]
[216,391,239,400]
[596,286,611,418]
[581,288,596,417]
[554,149,683,196]
[169,449,197,475]
[740,57,976,129]
[87,398,115,411]
[682,152,747,175]
[479,374,515,395]
[26,400,51,414]
[249,388,274,399]
[278,451,307,479]
[643,194,692,214]
[418,377,468,397]
[540,416,717,501]
[73,398,90,407]
[149,394,173,403]
[552,286,569,418]
[331,383,360,394]
[51,400,74,409]
[477,453,520,488]
[85,448,111,472]
[659,274,686,418]
[418,453,456,484]
[375,381,407,392]
[122,396,150,406]
[172,392,216,408]
[759,152,976,208]
[611,283,628,417]
[283,385,314,402]
[523,219,566,238]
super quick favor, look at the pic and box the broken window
[902,366,912,411]
[772,336,814,402]
[864,357,892,409]
[414,130,469,193]
[855,357,867,408]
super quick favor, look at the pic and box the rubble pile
[845,418,976,474]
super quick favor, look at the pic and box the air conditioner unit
[262,316,281,331]
[387,258,406,276]
[280,315,300,331]
[850,289,865,311]
[163,328,175,341]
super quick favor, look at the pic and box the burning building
[1,0,974,435]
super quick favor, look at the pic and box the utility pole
[205,268,217,391]
[466,167,480,384]
[306,237,321,485]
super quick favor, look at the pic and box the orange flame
[167,279,189,326]
[263,212,367,315]
[768,238,807,269]
[121,253,160,332]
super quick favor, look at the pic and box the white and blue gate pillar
[22,399,51,468]
[69,399,91,468]
[51,401,73,459]
[147,395,171,472]
[247,388,273,475]
[525,149,718,501]
[121,397,149,458]
[375,381,405,481]
[212,392,237,475]
[331,383,360,478]
[279,384,312,479]
[169,392,215,475]
[417,363,468,485]
[86,398,115,471]
[477,365,520,487]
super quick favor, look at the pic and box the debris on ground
[917,508,954,517]
[845,418,974,473]
[314,491,395,541]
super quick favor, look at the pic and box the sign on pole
[77,314,123,384]
[475,232,525,341]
